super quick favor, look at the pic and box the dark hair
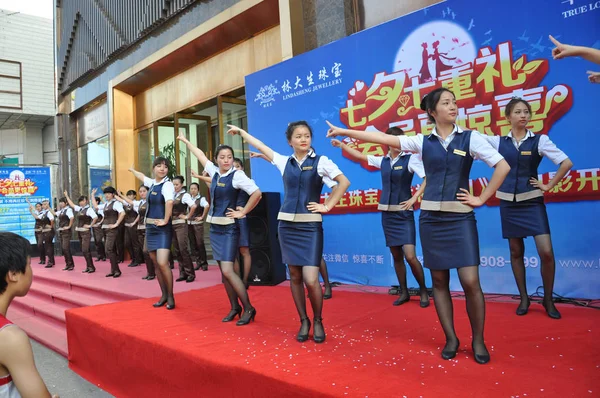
[42,199,49,204]
[215,145,235,159]
[233,158,243,168]
[78,195,88,203]
[139,185,149,191]
[95,196,102,204]
[35,202,42,207]
[152,156,170,169]
[504,97,532,117]
[286,121,313,141]
[420,88,455,123]
[189,182,200,190]
[173,175,184,184]
[126,190,137,196]
[103,186,116,194]
[0,232,30,294]
[59,197,67,204]
[385,127,405,136]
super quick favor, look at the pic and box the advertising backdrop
[0,167,52,243]
[245,0,600,298]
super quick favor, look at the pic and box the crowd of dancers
[25,93,571,364]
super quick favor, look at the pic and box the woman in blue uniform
[129,158,176,310]
[326,88,510,364]
[178,134,262,326]
[330,127,430,308]
[227,122,350,344]
[483,98,572,319]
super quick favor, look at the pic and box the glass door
[175,114,212,195]
[218,96,250,173]
[136,125,155,177]
[155,121,177,180]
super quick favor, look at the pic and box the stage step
[6,306,68,357]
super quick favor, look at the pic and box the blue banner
[245,0,600,298]
[89,167,111,195]
[0,167,52,243]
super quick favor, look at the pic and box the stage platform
[66,284,599,398]
[6,257,223,356]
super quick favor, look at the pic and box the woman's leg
[431,269,459,358]
[534,234,560,318]
[457,265,489,361]
[402,244,429,306]
[508,238,529,313]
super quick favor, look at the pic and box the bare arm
[457,160,511,206]
[67,214,75,229]
[249,151,271,162]
[307,174,351,213]
[155,201,174,226]
[330,139,368,162]
[185,204,197,220]
[64,191,77,209]
[128,167,147,183]
[530,158,573,192]
[87,216,98,229]
[0,328,52,398]
[400,178,427,211]
[177,133,209,167]
[200,204,209,221]
[550,35,600,64]
[227,125,274,162]
[227,190,262,219]
[90,189,98,211]
[326,121,400,149]
[109,211,126,229]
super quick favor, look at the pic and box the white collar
[385,151,408,160]
[507,130,534,141]
[291,149,316,163]
[430,124,463,139]
[175,189,186,196]
[152,176,170,186]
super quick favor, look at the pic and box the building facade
[55,0,440,196]
[0,9,57,167]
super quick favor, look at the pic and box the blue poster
[245,0,600,298]
[0,167,52,243]
[89,167,111,196]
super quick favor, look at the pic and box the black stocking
[457,266,488,356]
[431,269,458,351]
[289,266,310,336]
[319,258,332,296]
[390,246,409,301]
[508,238,529,310]
[403,245,428,303]
[534,234,558,312]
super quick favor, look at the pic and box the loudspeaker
[246,192,286,286]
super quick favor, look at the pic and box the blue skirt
[210,223,239,262]
[500,197,550,239]
[145,223,172,251]
[278,221,323,267]
[237,217,250,247]
[419,210,479,270]
[381,210,416,247]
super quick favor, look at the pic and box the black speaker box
[245,192,286,286]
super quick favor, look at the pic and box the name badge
[217,182,226,187]
[393,166,403,170]
[521,151,532,155]
[302,166,313,171]
[151,191,158,195]
[453,149,467,157]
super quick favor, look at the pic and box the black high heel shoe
[542,299,561,319]
[153,297,167,308]
[222,306,243,322]
[516,298,530,316]
[441,339,460,360]
[105,272,115,277]
[166,297,175,310]
[313,317,326,343]
[297,317,311,342]
[113,271,122,278]
[472,343,490,364]
[236,307,256,326]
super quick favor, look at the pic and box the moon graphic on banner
[394,21,477,81]
[9,170,25,181]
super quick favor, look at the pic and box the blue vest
[280,155,324,217]
[147,182,167,220]
[422,130,473,204]
[379,155,414,209]
[498,134,542,198]
[208,171,239,219]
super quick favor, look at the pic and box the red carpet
[66,286,599,398]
